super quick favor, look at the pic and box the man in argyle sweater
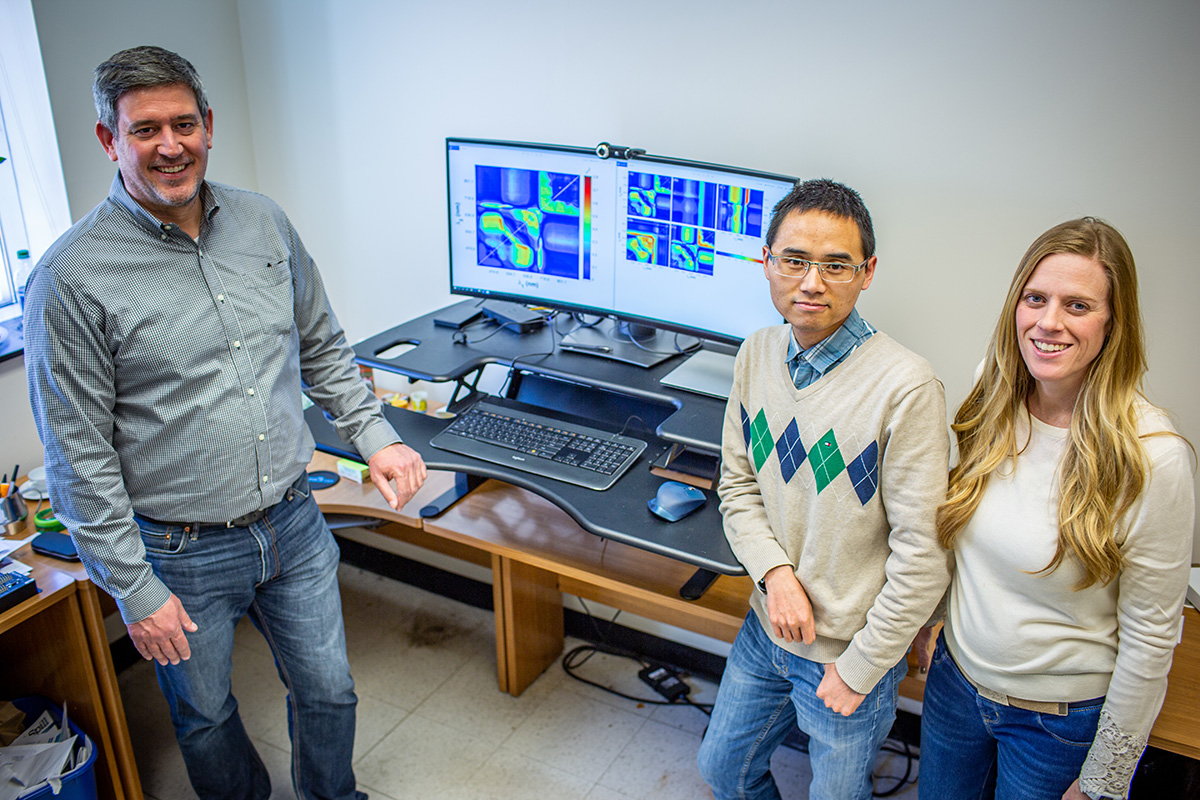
[698,179,950,800]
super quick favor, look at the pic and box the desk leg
[679,568,719,600]
[419,472,485,518]
[492,554,563,697]
[77,582,143,800]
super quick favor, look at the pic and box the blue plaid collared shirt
[786,308,877,390]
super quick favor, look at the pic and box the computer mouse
[648,480,707,522]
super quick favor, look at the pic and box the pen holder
[1,493,27,537]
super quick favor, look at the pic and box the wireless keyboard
[429,399,647,490]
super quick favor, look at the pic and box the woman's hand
[1061,778,1087,800]
[911,625,937,672]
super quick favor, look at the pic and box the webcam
[595,142,645,160]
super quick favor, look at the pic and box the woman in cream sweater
[918,218,1194,800]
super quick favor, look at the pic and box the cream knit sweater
[719,325,952,693]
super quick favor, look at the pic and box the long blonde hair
[937,218,1148,589]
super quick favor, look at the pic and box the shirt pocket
[238,257,295,336]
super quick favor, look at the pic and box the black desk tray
[306,402,744,576]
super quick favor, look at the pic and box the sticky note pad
[336,458,370,484]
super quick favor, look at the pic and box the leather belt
[136,473,307,532]
[956,664,1101,716]
[138,506,268,531]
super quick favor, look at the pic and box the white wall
[4,0,258,473]
[20,0,1200,565]
[31,0,258,215]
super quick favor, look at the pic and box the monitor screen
[446,138,796,345]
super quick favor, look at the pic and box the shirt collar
[785,308,874,374]
[108,171,221,236]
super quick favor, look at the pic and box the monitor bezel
[445,137,795,346]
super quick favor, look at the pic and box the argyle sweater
[719,325,952,693]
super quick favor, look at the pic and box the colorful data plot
[627,220,671,266]
[628,172,673,220]
[669,225,716,274]
[627,171,765,272]
[476,165,583,278]
[717,185,765,237]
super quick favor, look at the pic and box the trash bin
[8,696,97,800]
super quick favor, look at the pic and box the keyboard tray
[429,399,648,490]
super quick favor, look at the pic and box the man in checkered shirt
[25,45,422,800]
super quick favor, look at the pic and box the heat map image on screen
[670,225,715,274]
[626,219,670,265]
[626,171,763,274]
[717,184,765,237]
[476,166,582,278]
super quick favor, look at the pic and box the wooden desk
[1,526,142,800]
[310,455,915,696]
[1152,607,1200,759]
[310,451,1200,760]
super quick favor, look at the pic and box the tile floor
[118,564,920,799]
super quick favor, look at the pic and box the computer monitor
[445,138,795,352]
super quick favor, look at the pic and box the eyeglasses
[766,252,868,283]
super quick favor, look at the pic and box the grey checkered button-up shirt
[25,174,399,623]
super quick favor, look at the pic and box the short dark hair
[93,46,209,134]
[764,178,875,258]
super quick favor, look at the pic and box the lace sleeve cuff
[1079,709,1148,799]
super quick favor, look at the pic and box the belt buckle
[1010,698,1068,716]
[226,508,266,528]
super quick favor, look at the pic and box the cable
[560,643,714,713]
[613,321,701,357]
[871,739,917,797]
[616,414,650,439]
[453,313,550,347]
[576,596,623,644]
[559,606,915,793]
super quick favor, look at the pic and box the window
[0,0,72,361]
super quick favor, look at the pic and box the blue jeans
[698,613,905,800]
[918,635,1104,800]
[137,474,365,800]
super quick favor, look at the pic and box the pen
[568,344,612,353]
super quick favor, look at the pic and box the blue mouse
[648,480,707,522]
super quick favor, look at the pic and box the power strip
[638,664,690,702]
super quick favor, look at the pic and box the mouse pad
[308,470,340,489]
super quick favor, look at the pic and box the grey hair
[93,46,209,133]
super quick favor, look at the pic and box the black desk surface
[308,300,745,575]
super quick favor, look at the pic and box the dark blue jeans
[698,613,906,800]
[137,474,365,800]
[918,635,1104,800]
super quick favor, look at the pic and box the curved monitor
[446,138,795,346]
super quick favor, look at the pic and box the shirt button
[248,388,255,396]
[262,476,268,483]
[234,341,241,349]
[217,294,225,302]
[259,434,265,441]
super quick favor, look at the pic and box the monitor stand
[658,347,739,399]
[559,319,699,369]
